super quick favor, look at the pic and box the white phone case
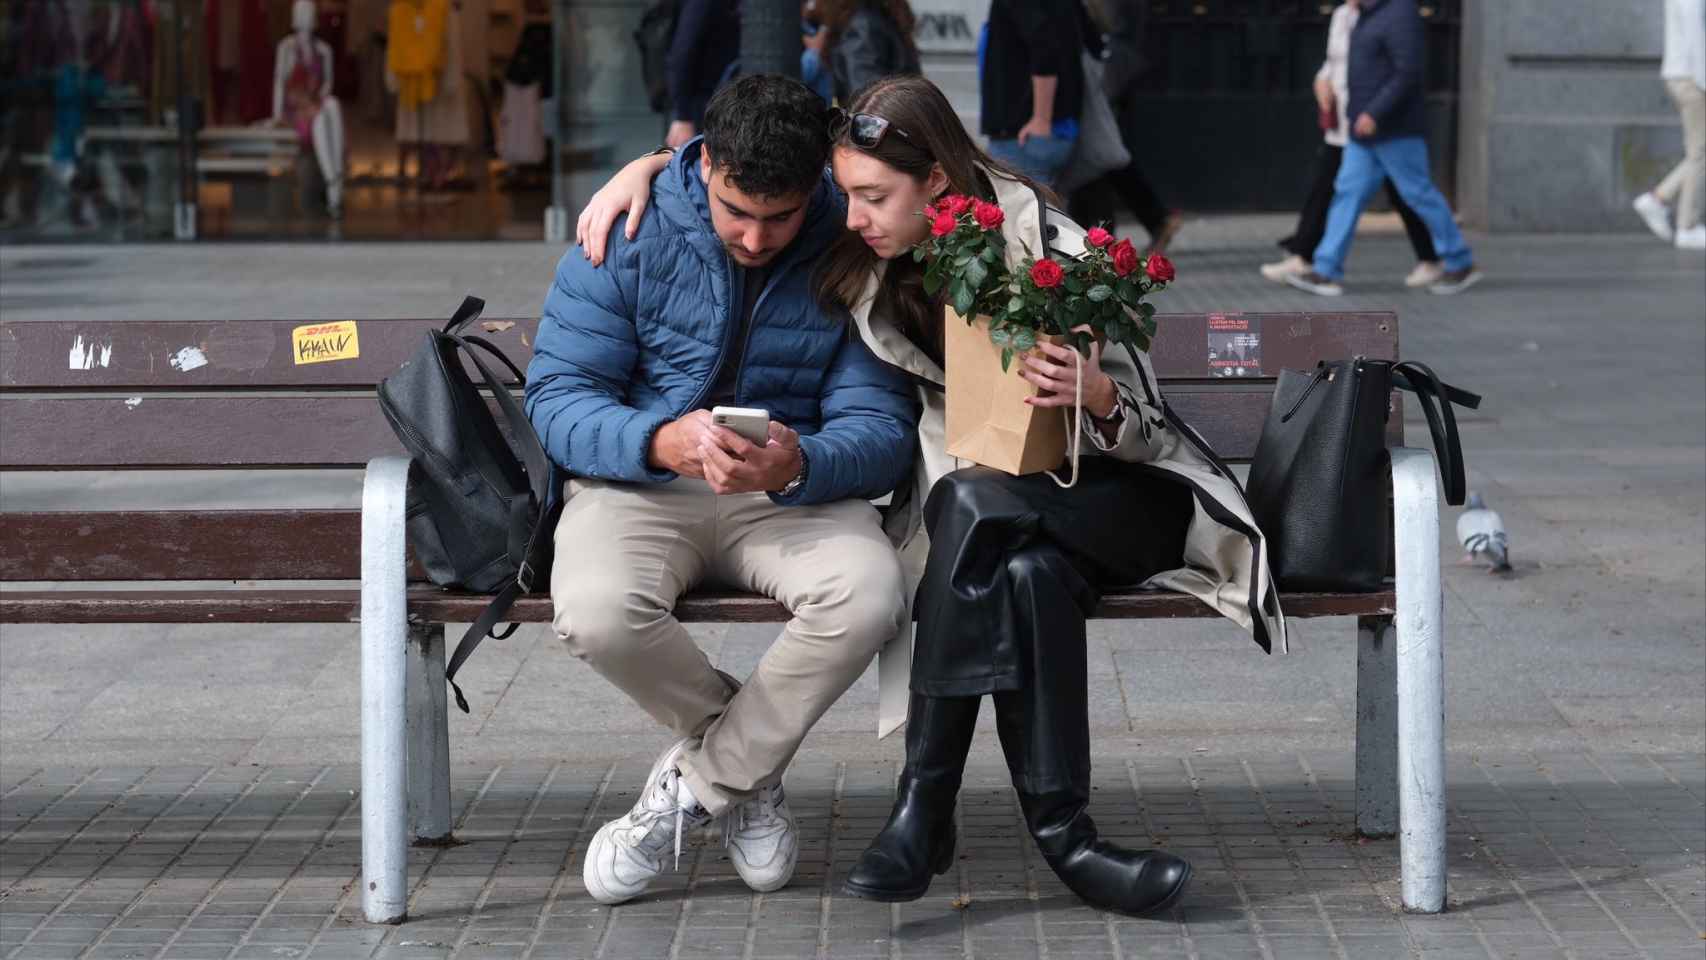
[711,406,771,445]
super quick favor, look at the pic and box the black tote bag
[1245,358,1481,592]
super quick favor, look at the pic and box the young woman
[576,74,1286,915]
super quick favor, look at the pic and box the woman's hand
[1020,331,1119,420]
[574,151,672,265]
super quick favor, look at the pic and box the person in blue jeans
[1286,0,1484,297]
[978,0,1081,187]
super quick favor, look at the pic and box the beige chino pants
[1655,78,1706,232]
[549,477,907,815]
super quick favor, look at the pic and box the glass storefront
[1,0,665,242]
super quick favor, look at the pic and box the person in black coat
[665,0,741,147]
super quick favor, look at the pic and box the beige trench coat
[855,170,1289,737]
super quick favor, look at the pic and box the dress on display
[391,0,468,146]
[276,33,333,144]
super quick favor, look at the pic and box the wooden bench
[0,311,1446,922]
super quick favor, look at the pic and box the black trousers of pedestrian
[1070,157,1171,242]
[1278,143,1438,263]
[911,460,1192,791]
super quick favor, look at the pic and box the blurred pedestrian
[1069,0,1183,255]
[665,0,741,148]
[980,0,1082,187]
[809,0,920,104]
[1285,0,1481,297]
[1632,0,1705,251]
[1262,0,1441,287]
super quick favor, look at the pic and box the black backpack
[634,0,681,114]
[377,296,561,713]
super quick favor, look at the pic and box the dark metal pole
[544,0,568,242]
[740,0,801,78]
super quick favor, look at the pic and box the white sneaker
[582,738,712,905]
[1633,192,1673,242]
[1259,253,1310,283]
[1404,261,1445,288]
[724,782,799,892]
[1676,225,1706,251]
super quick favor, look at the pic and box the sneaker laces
[723,784,784,848]
[622,767,704,870]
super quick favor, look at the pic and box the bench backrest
[0,312,1399,583]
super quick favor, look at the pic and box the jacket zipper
[682,252,742,413]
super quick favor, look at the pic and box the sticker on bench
[69,335,113,370]
[170,346,208,373]
[1207,314,1260,378]
[292,321,360,365]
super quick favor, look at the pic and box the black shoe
[1018,789,1192,915]
[842,694,979,902]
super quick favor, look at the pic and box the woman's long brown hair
[815,74,1048,361]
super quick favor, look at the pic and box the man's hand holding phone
[648,408,802,493]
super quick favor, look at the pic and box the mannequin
[386,0,468,189]
[271,0,346,216]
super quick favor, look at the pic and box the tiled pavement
[2,751,1701,960]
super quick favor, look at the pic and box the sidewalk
[1,220,1703,958]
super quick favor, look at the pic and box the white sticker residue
[170,346,208,373]
[124,397,142,409]
[69,335,114,370]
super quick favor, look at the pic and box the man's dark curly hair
[701,74,830,200]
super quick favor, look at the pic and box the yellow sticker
[292,321,360,365]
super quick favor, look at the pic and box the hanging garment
[387,0,447,110]
[496,81,542,164]
[85,0,152,91]
[234,0,274,123]
[395,0,466,145]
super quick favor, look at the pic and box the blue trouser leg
[1372,136,1474,273]
[1311,140,1386,280]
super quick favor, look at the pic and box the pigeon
[1456,491,1512,573]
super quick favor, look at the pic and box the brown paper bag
[943,308,1069,475]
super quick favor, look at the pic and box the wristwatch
[779,447,809,496]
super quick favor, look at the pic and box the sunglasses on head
[827,107,915,150]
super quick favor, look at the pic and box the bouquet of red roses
[915,193,1175,371]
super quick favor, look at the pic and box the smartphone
[711,405,772,446]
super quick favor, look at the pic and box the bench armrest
[360,456,410,923]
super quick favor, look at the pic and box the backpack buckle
[517,561,537,594]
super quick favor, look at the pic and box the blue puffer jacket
[525,139,919,506]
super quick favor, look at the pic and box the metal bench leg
[406,621,453,844]
[361,457,411,924]
[1355,614,1398,838]
[1391,446,1446,913]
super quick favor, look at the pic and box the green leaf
[1013,329,1037,352]
[1087,284,1113,303]
[1007,295,1025,314]
[1063,277,1085,295]
[1000,348,1014,373]
[980,245,1001,264]
[953,286,976,318]
[922,267,943,296]
[1139,302,1157,320]
[953,253,973,268]
[964,256,988,291]
[989,325,1015,347]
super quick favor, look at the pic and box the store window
[2,0,666,243]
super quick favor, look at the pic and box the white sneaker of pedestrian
[724,782,799,893]
[1404,261,1445,288]
[1675,225,1706,251]
[1633,192,1674,242]
[1283,270,1344,297]
[582,738,712,905]
[1259,253,1310,282]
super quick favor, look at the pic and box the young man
[1285,0,1484,296]
[525,74,919,905]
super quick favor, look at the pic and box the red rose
[1110,239,1139,276]
[931,211,958,237]
[1085,226,1113,248]
[1145,251,1176,283]
[1030,258,1064,289]
[973,200,1005,231]
[941,194,973,217]
[923,203,938,219]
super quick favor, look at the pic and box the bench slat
[1,511,368,581]
[1,388,1386,469]
[1,313,1396,390]
[0,587,1394,624]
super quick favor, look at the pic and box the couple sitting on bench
[525,73,1286,915]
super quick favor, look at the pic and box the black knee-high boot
[994,546,1191,916]
[843,693,980,901]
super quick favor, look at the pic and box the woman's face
[832,145,948,261]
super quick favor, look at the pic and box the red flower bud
[1110,239,1140,277]
[1145,251,1176,283]
[1030,258,1064,289]
[1085,227,1113,248]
